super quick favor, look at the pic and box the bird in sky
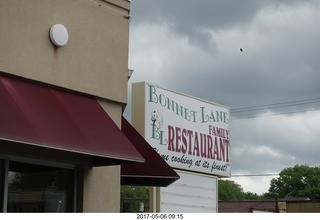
[240,48,243,52]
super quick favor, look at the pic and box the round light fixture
[50,24,68,47]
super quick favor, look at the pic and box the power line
[222,171,320,177]
[229,97,320,120]
[231,97,320,113]
[231,108,320,120]
[229,174,279,177]
[231,100,320,113]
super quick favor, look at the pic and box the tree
[218,179,245,201]
[218,179,261,201]
[121,186,149,212]
[243,191,260,200]
[266,164,320,199]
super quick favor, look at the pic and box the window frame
[0,154,77,213]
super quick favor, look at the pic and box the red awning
[121,117,180,187]
[0,74,144,166]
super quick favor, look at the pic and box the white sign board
[160,171,217,213]
[132,82,231,177]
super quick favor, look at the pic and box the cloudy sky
[123,0,320,195]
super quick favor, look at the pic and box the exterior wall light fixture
[50,24,69,47]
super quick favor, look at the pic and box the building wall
[278,202,286,213]
[286,201,320,213]
[0,0,131,212]
[0,0,130,104]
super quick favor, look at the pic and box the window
[0,158,75,212]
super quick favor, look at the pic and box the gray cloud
[126,0,320,194]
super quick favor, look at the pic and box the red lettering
[187,130,193,155]
[207,135,213,159]
[181,129,187,154]
[175,126,181,153]
[213,137,220,160]
[200,133,207,158]
[219,138,225,161]
[216,128,221,137]
[167,125,230,163]
[193,132,200,156]
[225,139,230,162]
[168,125,174,151]
[209,125,213,135]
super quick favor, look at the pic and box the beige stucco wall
[83,99,123,212]
[0,0,130,104]
[0,0,131,212]
[83,165,121,212]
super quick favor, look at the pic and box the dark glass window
[7,161,74,212]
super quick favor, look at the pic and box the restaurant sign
[132,82,231,177]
